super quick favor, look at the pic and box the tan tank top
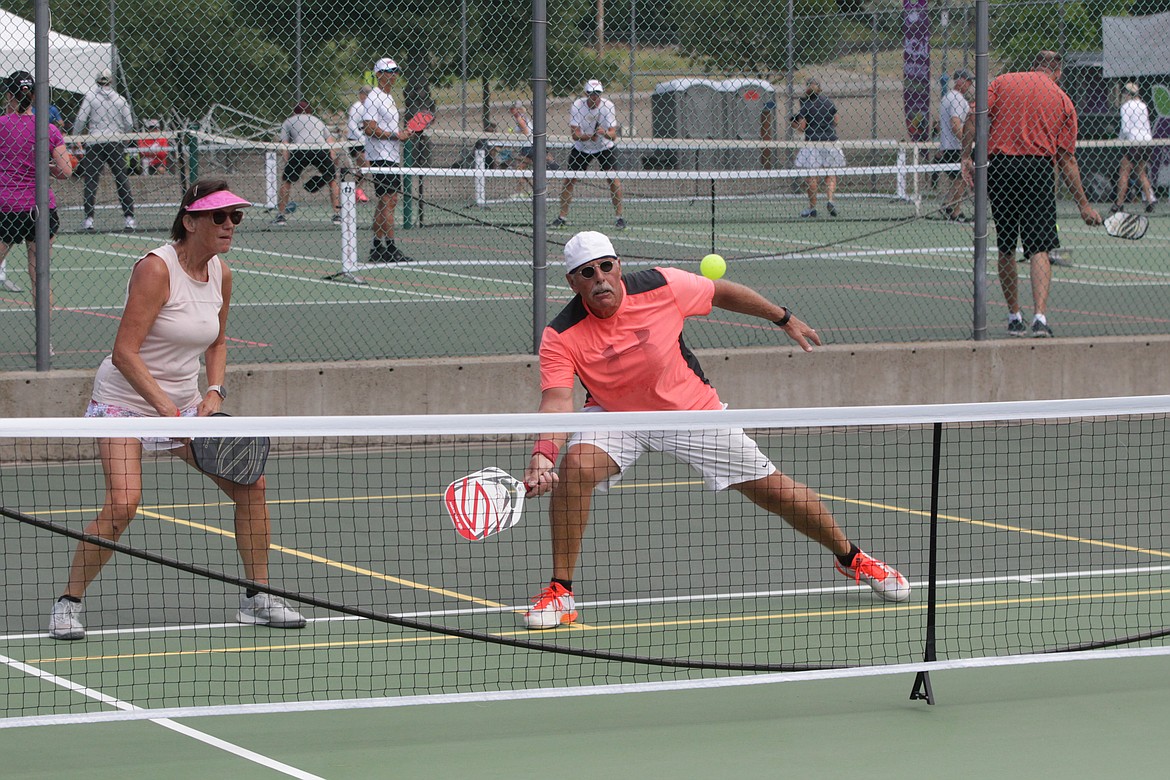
[91,244,224,415]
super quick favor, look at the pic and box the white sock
[1009,312,1023,323]
[1033,313,1047,325]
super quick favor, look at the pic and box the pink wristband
[531,439,560,464]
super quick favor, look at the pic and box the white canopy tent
[0,10,118,94]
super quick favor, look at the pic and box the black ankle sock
[59,595,81,604]
[245,588,259,599]
[836,544,861,568]
[551,577,573,592]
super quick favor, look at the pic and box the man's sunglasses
[206,210,244,225]
[572,259,614,278]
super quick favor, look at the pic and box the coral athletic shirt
[987,70,1078,158]
[539,267,723,412]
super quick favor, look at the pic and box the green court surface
[1,193,1168,371]
[2,411,1168,777]
[1,658,1169,779]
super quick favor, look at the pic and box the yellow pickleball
[700,253,726,280]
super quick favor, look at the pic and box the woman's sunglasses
[572,259,614,278]
[204,210,244,225]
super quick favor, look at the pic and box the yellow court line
[136,509,509,609]
[27,634,455,665]
[26,586,1170,666]
[819,493,1170,559]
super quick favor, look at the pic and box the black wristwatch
[207,384,227,400]
[772,308,792,327]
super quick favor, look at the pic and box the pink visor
[186,190,252,212]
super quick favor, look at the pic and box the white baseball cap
[584,79,604,94]
[375,58,399,73]
[96,68,112,85]
[564,231,617,273]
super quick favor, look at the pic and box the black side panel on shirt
[678,335,712,388]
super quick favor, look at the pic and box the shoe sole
[237,611,307,628]
[523,609,578,630]
[49,627,85,640]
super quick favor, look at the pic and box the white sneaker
[522,582,577,629]
[1,278,21,293]
[237,593,306,628]
[82,217,95,232]
[48,599,85,640]
[124,216,136,231]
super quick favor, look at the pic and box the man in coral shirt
[519,231,911,629]
[961,50,1102,338]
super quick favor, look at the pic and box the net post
[896,149,907,200]
[911,144,922,215]
[403,140,414,229]
[910,420,943,706]
[474,145,488,207]
[325,179,366,285]
[265,151,278,209]
[709,178,716,254]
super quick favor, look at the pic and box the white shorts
[567,412,776,492]
[85,400,198,452]
[794,146,847,170]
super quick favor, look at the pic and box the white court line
[4,645,1170,730]
[0,653,324,777]
[5,561,1167,643]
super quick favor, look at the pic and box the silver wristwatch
[207,384,227,400]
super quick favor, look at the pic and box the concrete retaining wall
[3,336,1168,419]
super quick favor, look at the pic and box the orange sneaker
[834,550,911,602]
[355,187,369,203]
[522,582,577,629]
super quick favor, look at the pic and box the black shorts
[0,208,59,245]
[367,161,403,196]
[567,147,618,172]
[282,150,337,183]
[937,149,962,179]
[1123,146,1151,165]
[988,154,1058,260]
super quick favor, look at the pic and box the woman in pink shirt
[0,71,73,299]
[47,179,305,641]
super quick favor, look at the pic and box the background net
[2,397,1169,725]
[2,2,1170,369]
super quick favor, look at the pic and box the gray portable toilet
[719,78,776,169]
[650,78,723,170]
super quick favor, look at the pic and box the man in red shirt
[520,231,911,629]
[962,50,1102,338]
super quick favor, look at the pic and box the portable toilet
[719,78,776,169]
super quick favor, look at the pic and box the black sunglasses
[205,210,244,225]
[572,259,614,279]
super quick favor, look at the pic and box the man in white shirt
[938,69,973,222]
[551,80,625,230]
[362,58,418,263]
[74,69,136,232]
[347,85,372,203]
[273,100,342,226]
[1114,82,1156,214]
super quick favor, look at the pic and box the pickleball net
[2,396,1169,726]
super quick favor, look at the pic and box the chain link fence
[0,0,1167,370]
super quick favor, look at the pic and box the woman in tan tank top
[48,179,306,640]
